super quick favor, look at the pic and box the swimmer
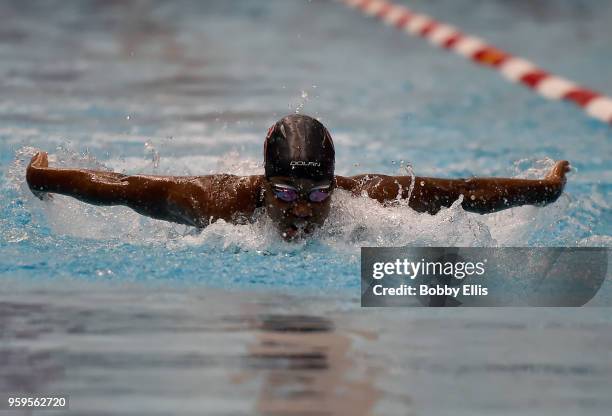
[26,114,570,240]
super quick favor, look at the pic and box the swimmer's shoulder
[335,174,393,192]
[191,174,266,209]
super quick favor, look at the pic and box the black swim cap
[264,114,335,181]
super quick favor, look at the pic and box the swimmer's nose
[292,202,312,218]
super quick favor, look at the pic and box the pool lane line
[338,0,612,126]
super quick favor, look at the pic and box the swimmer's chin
[280,223,316,241]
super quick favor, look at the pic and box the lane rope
[338,0,612,125]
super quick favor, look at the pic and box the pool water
[0,0,611,414]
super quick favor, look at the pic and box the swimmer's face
[264,176,334,240]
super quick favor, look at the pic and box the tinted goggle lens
[308,189,330,202]
[273,188,299,202]
[272,186,330,203]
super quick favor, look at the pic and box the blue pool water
[0,1,611,414]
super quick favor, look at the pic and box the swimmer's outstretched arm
[26,152,263,227]
[335,160,570,214]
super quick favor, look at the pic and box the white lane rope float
[338,0,612,126]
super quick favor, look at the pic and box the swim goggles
[271,184,331,203]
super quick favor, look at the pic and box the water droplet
[144,141,160,169]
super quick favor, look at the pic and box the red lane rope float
[339,0,612,125]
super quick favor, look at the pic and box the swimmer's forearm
[424,160,570,213]
[414,177,565,214]
[27,166,127,204]
[28,166,200,225]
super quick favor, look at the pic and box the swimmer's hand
[544,160,571,188]
[26,151,53,201]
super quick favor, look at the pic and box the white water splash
[144,141,161,170]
